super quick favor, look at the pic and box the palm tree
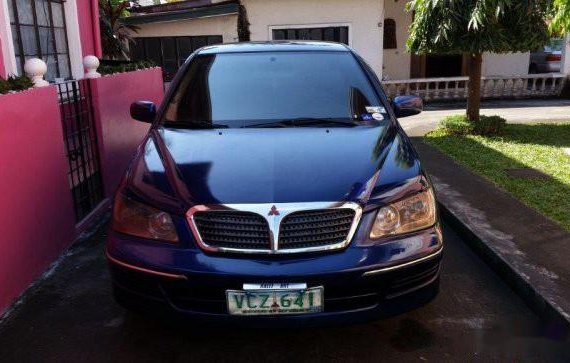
[407,0,551,122]
[99,0,140,59]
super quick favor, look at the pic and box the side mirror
[393,95,423,118]
[130,101,157,123]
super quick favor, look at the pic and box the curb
[439,201,570,333]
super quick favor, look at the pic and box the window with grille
[130,35,223,81]
[383,18,397,49]
[7,0,72,80]
[272,26,349,45]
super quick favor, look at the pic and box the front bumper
[107,225,443,326]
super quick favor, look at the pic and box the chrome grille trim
[186,202,363,254]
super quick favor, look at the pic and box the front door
[411,54,467,78]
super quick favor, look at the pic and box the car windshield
[162,51,386,128]
[544,38,563,53]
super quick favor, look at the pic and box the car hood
[128,125,422,213]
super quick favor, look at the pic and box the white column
[561,34,570,76]
[0,0,18,77]
[64,0,85,80]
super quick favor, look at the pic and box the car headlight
[370,189,437,239]
[112,193,179,243]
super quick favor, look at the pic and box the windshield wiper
[243,118,359,128]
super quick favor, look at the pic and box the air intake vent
[193,211,271,250]
[279,209,356,249]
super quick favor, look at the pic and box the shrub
[473,115,506,136]
[0,78,9,94]
[0,75,33,94]
[98,60,156,76]
[440,115,474,135]
[439,115,506,136]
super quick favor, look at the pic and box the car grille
[279,209,356,249]
[193,211,271,250]
[190,205,359,254]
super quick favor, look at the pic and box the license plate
[226,287,323,316]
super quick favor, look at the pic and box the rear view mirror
[393,95,423,118]
[130,101,156,123]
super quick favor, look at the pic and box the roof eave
[122,2,239,25]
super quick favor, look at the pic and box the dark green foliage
[99,0,140,59]
[237,4,251,42]
[474,115,507,135]
[550,0,570,35]
[0,78,9,94]
[98,60,156,75]
[440,114,506,136]
[407,0,551,55]
[0,75,34,94]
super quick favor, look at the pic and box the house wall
[382,0,412,80]
[132,14,239,43]
[242,0,385,76]
[482,52,530,77]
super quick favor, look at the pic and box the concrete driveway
[401,99,570,136]
[0,223,569,362]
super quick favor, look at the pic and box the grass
[425,122,570,232]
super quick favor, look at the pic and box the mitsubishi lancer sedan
[106,42,443,326]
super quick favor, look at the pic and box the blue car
[107,42,443,326]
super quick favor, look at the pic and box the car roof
[197,41,351,54]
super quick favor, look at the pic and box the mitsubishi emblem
[268,205,280,216]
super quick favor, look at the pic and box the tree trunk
[466,53,483,122]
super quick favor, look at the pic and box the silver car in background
[529,38,563,74]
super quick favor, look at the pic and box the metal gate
[57,80,104,221]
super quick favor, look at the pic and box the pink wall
[77,0,102,58]
[91,68,164,196]
[0,69,163,316]
[0,87,76,314]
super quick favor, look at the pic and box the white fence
[382,73,567,101]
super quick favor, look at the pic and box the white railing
[382,73,567,101]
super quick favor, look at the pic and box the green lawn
[425,122,570,232]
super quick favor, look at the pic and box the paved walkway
[402,99,570,136]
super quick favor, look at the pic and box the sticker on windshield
[361,113,374,121]
[371,113,384,121]
[366,106,386,114]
